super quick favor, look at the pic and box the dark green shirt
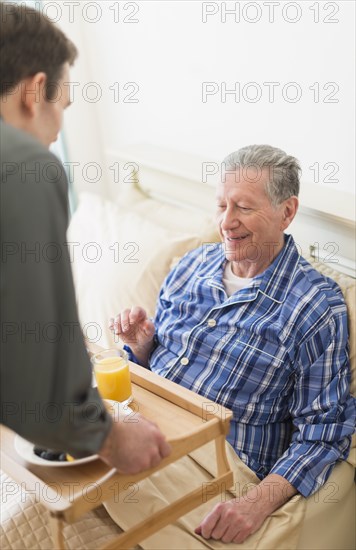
[0,120,111,457]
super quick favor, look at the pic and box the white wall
[54,0,355,201]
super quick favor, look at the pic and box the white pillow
[67,193,210,347]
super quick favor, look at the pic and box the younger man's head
[0,3,77,146]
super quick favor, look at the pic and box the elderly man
[111,144,354,543]
[0,2,170,474]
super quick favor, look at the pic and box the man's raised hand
[109,306,155,367]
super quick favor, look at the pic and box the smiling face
[216,169,298,278]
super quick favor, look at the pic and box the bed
[1,144,355,550]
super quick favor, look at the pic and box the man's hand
[109,306,155,367]
[98,414,171,474]
[195,497,267,544]
[195,474,297,544]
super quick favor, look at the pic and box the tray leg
[49,514,66,550]
[100,470,233,550]
[215,434,231,476]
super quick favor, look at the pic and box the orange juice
[94,356,132,403]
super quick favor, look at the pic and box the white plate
[14,401,133,467]
[14,435,99,467]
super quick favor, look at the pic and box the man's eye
[217,204,226,210]
[238,206,252,212]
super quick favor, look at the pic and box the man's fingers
[129,306,147,324]
[142,318,155,337]
[110,316,122,333]
[147,439,170,469]
[113,314,123,335]
[111,307,152,342]
[120,309,131,331]
[221,525,241,544]
[148,451,163,470]
[196,506,221,539]
[196,500,256,543]
[159,438,171,459]
[210,520,230,542]
[113,316,121,335]
[142,417,171,462]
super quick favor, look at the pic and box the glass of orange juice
[91,348,132,406]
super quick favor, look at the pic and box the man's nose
[221,207,241,231]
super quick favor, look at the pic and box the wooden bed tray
[0,359,233,549]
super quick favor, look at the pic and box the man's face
[36,63,71,147]
[216,169,288,276]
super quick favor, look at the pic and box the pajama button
[180,357,189,366]
[207,319,216,327]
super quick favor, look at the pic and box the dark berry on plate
[33,447,72,462]
[40,450,62,461]
[34,447,46,457]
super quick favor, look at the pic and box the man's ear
[280,196,299,230]
[21,72,47,116]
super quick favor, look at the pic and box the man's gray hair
[223,145,301,206]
